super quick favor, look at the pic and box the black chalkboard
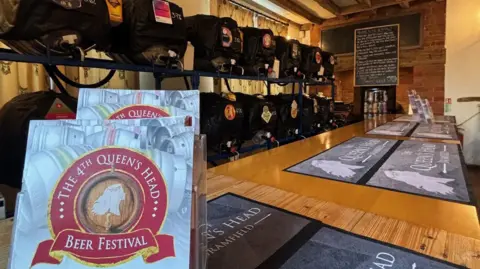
[321,13,421,55]
[354,24,399,87]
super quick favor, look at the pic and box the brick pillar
[413,64,445,115]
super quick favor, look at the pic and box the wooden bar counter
[210,115,480,239]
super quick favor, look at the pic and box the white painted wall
[445,0,480,165]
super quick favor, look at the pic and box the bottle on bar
[383,91,388,114]
[425,99,435,121]
[364,91,369,117]
[422,99,433,123]
[408,90,418,115]
[377,91,382,115]
[415,95,427,123]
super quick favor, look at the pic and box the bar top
[209,115,480,239]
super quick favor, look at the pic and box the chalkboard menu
[354,24,399,87]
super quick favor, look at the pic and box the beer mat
[285,137,400,184]
[206,193,320,269]
[275,226,464,269]
[411,123,459,141]
[206,194,463,269]
[366,122,418,137]
[367,140,472,203]
[10,122,194,268]
[77,89,200,134]
[395,115,456,123]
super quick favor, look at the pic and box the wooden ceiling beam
[397,0,410,8]
[300,24,313,31]
[237,0,289,23]
[268,0,325,24]
[355,0,372,7]
[234,0,293,24]
[313,0,341,15]
[340,0,414,15]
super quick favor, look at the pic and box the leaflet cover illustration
[10,117,194,269]
[77,89,200,133]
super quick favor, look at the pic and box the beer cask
[78,174,142,233]
[158,132,195,161]
[146,118,188,145]
[151,124,193,144]
[77,103,124,120]
[144,149,190,213]
[171,94,200,115]
[28,126,85,152]
[79,90,120,107]
[86,128,142,149]
[23,145,95,228]
[119,92,164,106]
[167,91,198,104]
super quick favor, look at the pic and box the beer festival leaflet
[10,117,194,268]
[76,89,200,134]
[9,94,197,268]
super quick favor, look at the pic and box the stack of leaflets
[407,90,435,123]
[9,89,200,269]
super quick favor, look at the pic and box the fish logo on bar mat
[311,160,364,178]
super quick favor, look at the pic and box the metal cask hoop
[77,103,124,119]
[79,89,120,107]
[158,132,195,161]
[144,149,189,213]
[29,126,86,152]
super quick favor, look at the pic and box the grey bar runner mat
[206,193,464,269]
[367,140,471,203]
[276,227,463,269]
[285,137,399,183]
[411,123,459,140]
[366,121,418,137]
[206,194,319,269]
[395,115,456,123]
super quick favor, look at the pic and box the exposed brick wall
[311,0,446,115]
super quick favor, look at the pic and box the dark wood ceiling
[267,0,443,24]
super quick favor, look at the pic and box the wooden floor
[210,115,480,239]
